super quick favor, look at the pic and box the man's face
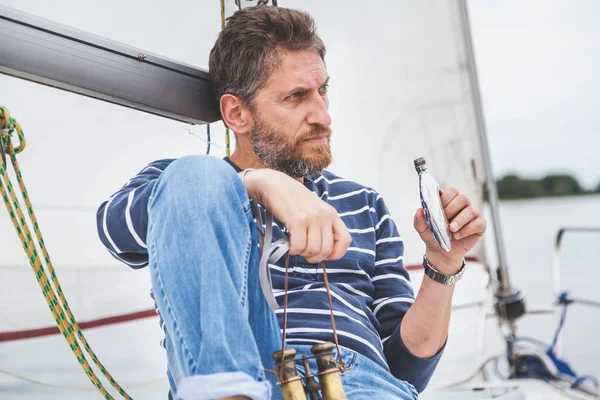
[249,50,332,178]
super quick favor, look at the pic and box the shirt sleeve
[371,193,444,392]
[96,159,174,269]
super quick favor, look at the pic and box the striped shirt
[96,157,442,392]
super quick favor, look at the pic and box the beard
[250,115,332,178]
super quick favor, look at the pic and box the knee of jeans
[149,155,245,211]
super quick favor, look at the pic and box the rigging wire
[0,368,167,391]
[181,125,226,150]
[23,203,97,213]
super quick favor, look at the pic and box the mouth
[303,135,329,143]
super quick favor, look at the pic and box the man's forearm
[392,186,485,380]
[400,258,460,358]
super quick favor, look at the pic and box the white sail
[0,0,487,345]
[283,0,489,268]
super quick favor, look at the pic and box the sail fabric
[0,0,486,340]
[283,1,488,268]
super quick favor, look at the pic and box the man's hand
[243,169,351,264]
[414,187,486,275]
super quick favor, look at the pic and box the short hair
[209,5,326,107]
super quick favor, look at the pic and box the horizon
[468,0,600,190]
[495,170,599,190]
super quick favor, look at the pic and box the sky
[468,0,600,189]
[1,0,599,189]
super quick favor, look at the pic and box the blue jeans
[147,155,418,400]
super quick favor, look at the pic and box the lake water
[1,194,599,399]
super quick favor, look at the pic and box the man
[97,5,486,400]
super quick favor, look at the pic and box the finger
[414,208,438,249]
[303,223,323,263]
[440,187,459,208]
[288,222,307,256]
[329,217,351,260]
[454,217,487,240]
[319,224,334,262]
[444,193,471,221]
[448,206,480,233]
[413,207,430,235]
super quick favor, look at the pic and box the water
[486,194,600,379]
[1,194,599,398]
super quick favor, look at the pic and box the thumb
[414,208,438,248]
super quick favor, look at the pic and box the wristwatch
[422,255,466,285]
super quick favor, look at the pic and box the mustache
[297,125,332,143]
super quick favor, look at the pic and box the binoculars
[272,342,347,400]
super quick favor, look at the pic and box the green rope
[0,106,132,399]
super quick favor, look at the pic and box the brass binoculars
[272,342,347,400]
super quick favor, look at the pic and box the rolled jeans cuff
[175,371,271,400]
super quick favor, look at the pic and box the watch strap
[422,255,466,285]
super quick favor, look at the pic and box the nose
[306,92,332,128]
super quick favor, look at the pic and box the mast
[457,0,526,325]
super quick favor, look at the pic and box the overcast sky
[1,0,599,188]
[468,0,600,188]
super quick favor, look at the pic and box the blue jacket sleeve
[96,159,175,268]
[371,193,444,392]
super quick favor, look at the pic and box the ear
[220,94,253,135]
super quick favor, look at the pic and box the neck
[229,146,262,171]
[229,145,304,183]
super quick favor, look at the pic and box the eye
[319,84,329,93]
[287,90,307,100]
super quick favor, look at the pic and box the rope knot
[0,107,27,158]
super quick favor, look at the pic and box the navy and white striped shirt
[96,157,443,392]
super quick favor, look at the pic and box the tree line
[496,174,600,200]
